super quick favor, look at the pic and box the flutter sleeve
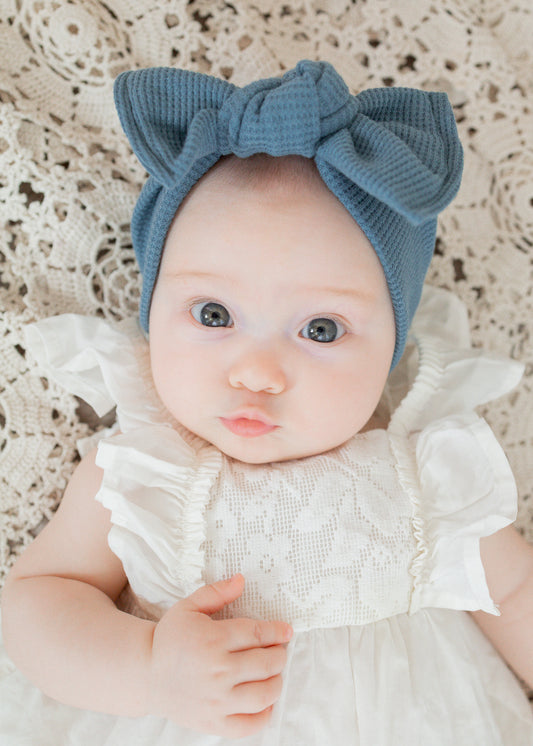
[95,425,221,610]
[24,313,176,433]
[388,286,524,616]
[408,411,518,615]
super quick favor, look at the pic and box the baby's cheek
[299,384,357,445]
[170,361,216,422]
[328,374,380,434]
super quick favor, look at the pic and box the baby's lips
[220,416,277,437]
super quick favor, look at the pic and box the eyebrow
[162,271,238,284]
[315,285,374,302]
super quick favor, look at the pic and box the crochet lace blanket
[1,0,532,586]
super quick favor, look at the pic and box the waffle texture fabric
[1,286,531,745]
[114,60,464,368]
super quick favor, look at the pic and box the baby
[1,61,533,745]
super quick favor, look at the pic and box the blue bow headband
[114,60,463,367]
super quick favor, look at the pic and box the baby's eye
[300,317,345,343]
[190,301,233,327]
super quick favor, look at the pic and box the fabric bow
[114,60,462,225]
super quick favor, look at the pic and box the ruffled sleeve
[408,413,518,615]
[387,285,524,616]
[24,313,174,433]
[95,425,221,611]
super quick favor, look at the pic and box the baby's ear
[113,67,234,187]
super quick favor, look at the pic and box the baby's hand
[146,574,293,739]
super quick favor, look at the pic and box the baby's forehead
[165,154,372,255]
[163,153,377,272]
[187,152,329,203]
[161,157,384,292]
[167,152,356,257]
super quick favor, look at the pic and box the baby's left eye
[300,317,345,343]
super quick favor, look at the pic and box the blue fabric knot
[217,60,355,158]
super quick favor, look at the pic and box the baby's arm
[470,525,533,688]
[1,446,292,739]
[1,445,149,713]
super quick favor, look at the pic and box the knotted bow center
[217,60,357,158]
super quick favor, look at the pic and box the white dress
[1,286,532,745]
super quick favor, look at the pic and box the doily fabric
[1,0,532,589]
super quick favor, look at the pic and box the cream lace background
[0,0,532,586]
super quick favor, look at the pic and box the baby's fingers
[231,674,284,715]
[234,644,288,684]
[224,617,293,651]
[223,706,275,740]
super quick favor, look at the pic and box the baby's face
[148,170,395,463]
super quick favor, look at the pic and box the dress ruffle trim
[95,425,222,608]
[408,413,517,615]
[388,287,524,433]
[25,314,177,434]
[387,288,523,616]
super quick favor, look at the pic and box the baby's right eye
[190,301,233,327]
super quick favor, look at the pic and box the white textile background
[0,0,532,586]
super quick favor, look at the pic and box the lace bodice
[203,430,415,628]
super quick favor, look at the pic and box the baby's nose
[228,346,287,394]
